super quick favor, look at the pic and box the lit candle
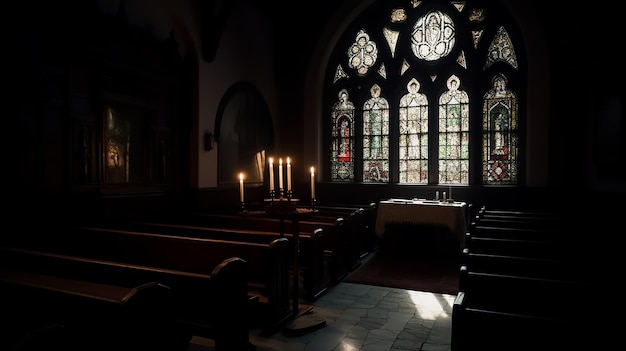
[287,157,292,192]
[239,173,244,202]
[278,158,283,191]
[310,166,315,199]
[269,158,274,191]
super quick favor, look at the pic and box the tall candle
[310,166,315,199]
[278,158,283,190]
[239,173,244,202]
[287,157,292,192]
[269,158,274,191]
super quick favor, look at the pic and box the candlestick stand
[263,197,326,336]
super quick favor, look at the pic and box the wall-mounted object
[204,131,214,151]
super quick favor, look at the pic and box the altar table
[375,199,468,247]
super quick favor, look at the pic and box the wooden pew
[451,291,579,351]
[468,222,564,241]
[0,270,179,351]
[472,215,561,231]
[5,227,292,335]
[458,265,584,316]
[454,265,586,350]
[460,248,579,281]
[476,205,561,220]
[88,218,328,302]
[188,211,351,279]
[312,202,379,257]
[0,245,254,351]
[463,234,567,260]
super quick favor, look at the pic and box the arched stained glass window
[399,78,428,183]
[331,89,356,181]
[363,84,390,183]
[324,0,524,186]
[438,75,469,184]
[482,73,518,184]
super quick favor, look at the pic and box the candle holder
[264,197,298,216]
[240,201,247,214]
[311,198,316,211]
[269,189,276,201]
[279,188,285,199]
[287,190,293,199]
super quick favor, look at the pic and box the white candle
[278,158,283,190]
[287,157,292,192]
[310,166,315,199]
[269,158,274,191]
[239,173,244,202]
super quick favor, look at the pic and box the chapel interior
[4,0,622,350]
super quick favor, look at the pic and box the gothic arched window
[324,0,523,186]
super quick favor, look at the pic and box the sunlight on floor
[408,290,455,320]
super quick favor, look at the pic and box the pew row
[460,248,581,281]
[5,227,292,335]
[0,246,253,351]
[87,219,327,302]
[476,205,562,219]
[452,266,589,350]
[451,291,580,351]
[472,215,562,231]
[458,266,585,318]
[188,211,359,283]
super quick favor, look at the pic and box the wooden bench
[89,218,327,302]
[451,291,580,351]
[312,202,379,256]
[476,205,561,219]
[460,247,580,281]
[472,215,562,231]
[464,234,568,260]
[188,211,358,282]
[6,226,292,335]
[0,245,254,351]
[458,266,584,318]
[0,270,179,351]
[468,222,564,241]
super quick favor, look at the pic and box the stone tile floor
[189,281,454,351]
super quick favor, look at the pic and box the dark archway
[215,81,274,185]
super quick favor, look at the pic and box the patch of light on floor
[408,290,455,320]
[337,340,360,351]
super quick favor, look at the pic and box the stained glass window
[331,89,355,181]
[325,0,523,186]
[348,29,378,77]
[363,84,390,183]
[438,75,469,184]
[399,78,429,183]
[482,73,518,184]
